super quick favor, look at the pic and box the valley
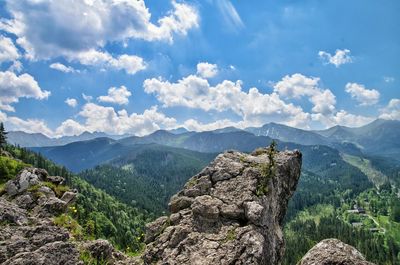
[2,119,400,264]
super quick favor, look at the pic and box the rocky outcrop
[143,148,302,265]
[0,166,137,265]
[298,239,376,265]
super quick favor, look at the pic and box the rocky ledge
[0,167,137,265]
[143,147,302,265]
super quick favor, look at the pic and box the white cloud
[77,103,177,136]
[0,71,50,112]
[183,118,239,132]
[0,35,19,63]
[273,73,336,115]
[6,116,53,137]
[8,60,23,72]
[65,98,78,108]
[312,111,374,128]
[144,74,310,128]
[50,63,77,73]
[318,49,353,67]
[74,50,146,75]
[82,93,93,102]
[379,99,400,120]
[1,0,198,60]
[55,119,86,137]
[0,111,7,122]
[196,62,218,78]
[98,86,132,105]
[345,82,380,106]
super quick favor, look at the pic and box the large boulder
[298,238,376,265]
[143,148,302,265]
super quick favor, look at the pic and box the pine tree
[0,122,7,150]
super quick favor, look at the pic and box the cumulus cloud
[55,119,86,137]
[318,49,353,67]
[65,98,78,108]
[74,50,146,74]
[183,118,239,132]
[345,82,380,106]
[6,116,53,137]
[76,103,177,136]
[98,86,132,105]
[379,99,400,120]
[0,35,20,63]
[144,74,310,128]
[1,0,198,60]
[196,62,218,78]
[273,73,336,115]
[312,110,374,128]
[0,71,50,112]
[50,63,77,73]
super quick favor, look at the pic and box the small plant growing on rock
[256,141,277,196]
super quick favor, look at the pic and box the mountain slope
[315,119,400,158]
[79,145,215,213]
[246,122,330,146]
[7,131,131,147]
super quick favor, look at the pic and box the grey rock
[2,241,80,265]
[0,197,28,225]
[5,168,48,197]
[46,175,65,185]
[298,238,376,265]
[244,201,264,225]
[168,195,194,213]
[84,239,114,261]
[143,148,302,265]
[60,191,77,205]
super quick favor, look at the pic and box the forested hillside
[79,145,215,214]
[1,145,152,253]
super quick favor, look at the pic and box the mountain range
[7,130,131,147]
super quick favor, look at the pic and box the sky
[0,0,399,137]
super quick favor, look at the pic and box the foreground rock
[298,238,376,265]
[143,148,302,265]
[0,166,137,265]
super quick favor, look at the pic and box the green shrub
[0,156,29,183]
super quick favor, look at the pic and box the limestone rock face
[0,167,80,265]
[298,239,376,265]
[0,166,137,265]
[143,148,302,265]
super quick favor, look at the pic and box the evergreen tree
[0,122,8,150]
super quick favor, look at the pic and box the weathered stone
[244,201,264,225]
[298,238,376,265]
[5,168,48,196]
[0,197,28,225]
[85,239,114,261]
[191,195,222,221]
[145,216,169,243]
[143,148,303,265]
[168,195,194,213]
[60,191,77,204]
[46,175,65,185]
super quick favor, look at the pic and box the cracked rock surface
[143,148,302,265]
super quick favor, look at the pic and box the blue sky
[0,0,399,137]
